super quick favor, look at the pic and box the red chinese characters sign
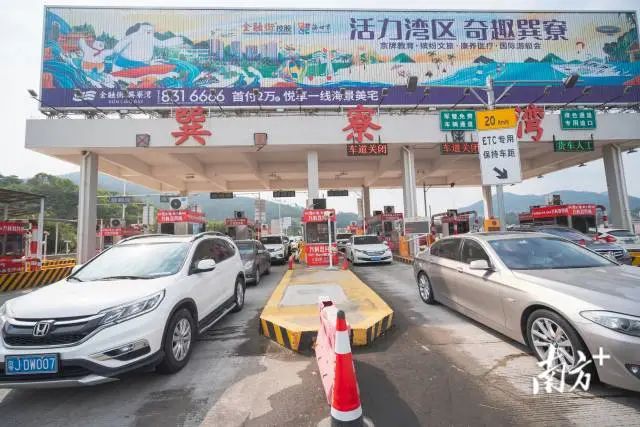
[515,104,545,142]
[342,104,381,143]
[172,107,212,145]
[531,204,596,219]
[305,243,339,267]
[157,209,206,224]
[440,142,479,155]
[302,209,336,223]
[0,222,27,234]
[225,218,249,226]
[347,143,388,156]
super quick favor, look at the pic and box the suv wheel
[526,309,594,383]
[231,277,245,313]
[157,308,195,374]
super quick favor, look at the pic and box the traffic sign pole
[486,77,506,231]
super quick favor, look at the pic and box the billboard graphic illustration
[41,8,640,109]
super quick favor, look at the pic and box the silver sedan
[413,232,640,392]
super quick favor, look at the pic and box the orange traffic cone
[341,254,349,270]
[288,255,294,270]
[330,310,363,426]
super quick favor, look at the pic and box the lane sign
[560,109,596,130]
[328,189,349,197]
[476,108,516,130]
[273,190,296,198]
[210,192,234,199]
[478,128,522,185]
[108,196,134,204]
[440,110,476,131]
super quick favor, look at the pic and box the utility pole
[486,76,507,231]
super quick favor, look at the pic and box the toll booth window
[305,222,335,244]
[1,235,23,257]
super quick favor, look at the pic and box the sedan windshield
[260,236,282,245]
[337,234,352,240]
[489,237,616,270]
[235,242,255,259]
[354,236,381,245]
[72,242,190,282]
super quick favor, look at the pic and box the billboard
[41,7,639,110]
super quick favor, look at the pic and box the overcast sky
[2,0,638,215]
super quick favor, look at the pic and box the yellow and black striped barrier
[42,258,76,270]
[630,251,640,267]
[0,266,73,293]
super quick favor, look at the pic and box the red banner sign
[305,243,339,267]
[381,213,403,221]
[99,227,142,237]
[157,209,206,224]
[0,222,27,234]
[531,204,597,219]
[225,218,249,226]
[346,143,388,156]
[302,209,336,223]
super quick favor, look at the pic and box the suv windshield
[260,236,282,245]
[489,237,615,270]
[337,234,352,240]
[354,236,381,245]
[72,242,190,281]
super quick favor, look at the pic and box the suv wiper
[67,276,83,282]
[95,275,152,281]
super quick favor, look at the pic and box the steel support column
[77,152,98,263]
[603,145,632,229]
[401,146,418,255]
[363,186,371,219]
[307,150,319,207]
[481,185,494,219]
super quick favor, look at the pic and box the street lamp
[27,89,66,117]
[73,89,108,117]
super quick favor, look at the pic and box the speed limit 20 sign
[476,109,516,130]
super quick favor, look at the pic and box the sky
[1,0,639,216]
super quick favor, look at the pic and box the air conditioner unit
[110,218,123,228]
[383,205,395,214]
[169,197,189,210]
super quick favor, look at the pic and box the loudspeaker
[383,205,395,214]
[407,76,418,92]
[312,198,326,209]
[235,210,244,218]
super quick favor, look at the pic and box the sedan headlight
[581,311,640,337]
[99,290,164,326]
[354,249,365,253]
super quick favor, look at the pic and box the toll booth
[0,220,40,273]
[225,211,255,240]
[366,206,403,251]
[157,209,206,235]
[98,225,143,251]
[431,210,478,238]
[518,203,605,234]
[301,208,338,267]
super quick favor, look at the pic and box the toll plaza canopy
[26,7,640,262]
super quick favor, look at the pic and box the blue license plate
[5,354,58,375]
[371,256,381,261]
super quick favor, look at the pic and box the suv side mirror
[195,258,216,273]
[469,259,490,270]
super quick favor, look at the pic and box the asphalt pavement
[0,262,639,427]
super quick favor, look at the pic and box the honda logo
[33,320,54,337]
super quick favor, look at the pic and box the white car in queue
[260,235,289,264]
[346,235,393,265]
[0,232,246,388]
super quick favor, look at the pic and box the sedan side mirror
[469,259,490,270]
[195,258,216,273]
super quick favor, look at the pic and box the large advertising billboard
[41,7,639,110]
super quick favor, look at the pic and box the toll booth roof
[0,188,44,218]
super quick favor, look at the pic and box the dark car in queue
[336,233,353,253]
[235,240,271,285]
[413,232,640,393]
[512,225,632,265]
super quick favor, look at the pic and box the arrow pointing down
[493,167,508,179]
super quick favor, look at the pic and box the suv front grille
[2,315,102,348]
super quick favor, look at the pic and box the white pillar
[307,150,319,207]
[77,152,98,263]
[481,186,494,218]
[362,186,371,219]
[603,145,632,229]
[36,198,44,260]
[401,146,418,255]
[496,185,506,231]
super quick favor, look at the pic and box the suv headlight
[99,290,164,326]
[581,311,640,337]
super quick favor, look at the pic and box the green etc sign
[440,110,477,131]
[560,109,597,130]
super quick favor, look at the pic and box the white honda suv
[0,232,246,388]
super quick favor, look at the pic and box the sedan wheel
[526,309,594,382]
[255,268,261,286]
[417,272,436,304]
